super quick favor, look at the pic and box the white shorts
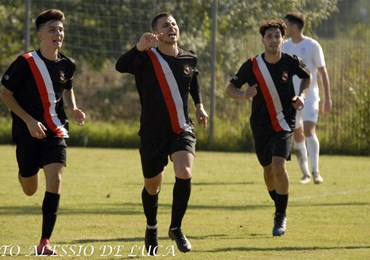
[295,94,319,129]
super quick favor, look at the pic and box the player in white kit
[282,12,332,184]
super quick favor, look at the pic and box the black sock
[275,193,288,215]
[268,190,277,201]
[41,192,60,239]
[170,177,191,229]
[141,187,158,227]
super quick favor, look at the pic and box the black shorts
[139,131,196,178]
[253,131,293,167]
[15,137,67,177]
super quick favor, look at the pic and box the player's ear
[36,30,43,41]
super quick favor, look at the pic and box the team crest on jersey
[281,71,289,82]
[183,65,192,77]
[59,71,67,83]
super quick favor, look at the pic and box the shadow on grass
[119,181,257,186]
[70,233,231,244]
[191,181,256,186]
[2,200,367,217]
[0,204,142,216]
[207,245,370,253]
[0,205,40,215]
[189,233,271,240]
[0,201,272,216]
[291,202,370,207]
[70,237,141,243]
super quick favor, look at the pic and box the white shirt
[282,36,325,100]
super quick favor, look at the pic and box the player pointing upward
[115,12,208,255]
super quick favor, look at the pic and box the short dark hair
[259,19,287,37]
[151,11,172,31]
[35,9,65,31]
[285,12,305,30]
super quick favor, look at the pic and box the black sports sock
[268,190,277,201]
[41,192,60,239]
[170,177,191,229]
[141,187,158,227]
[275,193,288,215]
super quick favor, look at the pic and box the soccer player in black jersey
[0,9,85,255]
[226,19,311,236]
[116,12,208,255]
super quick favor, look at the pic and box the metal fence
[0,0,369,155]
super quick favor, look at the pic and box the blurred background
[0,0,369,155]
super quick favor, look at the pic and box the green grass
[0,145,369,259]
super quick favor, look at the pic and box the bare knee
[44,164,64,194]
[23,187,37,196]
[18,174,38,196]
[272,165,287,178]
[144,173,163,195]
[303,121,316,137]
[46,175,62,193]
[294,127,305,142]
[175,166,192,180]
[145,185,161,196]
[271,158,287,177]
[24,190,37,196]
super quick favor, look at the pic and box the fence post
[23,0,31,52]
[208,0,218,149]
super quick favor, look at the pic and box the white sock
[306,135,320,173]
[293,141,310,177]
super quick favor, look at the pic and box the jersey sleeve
[1,55,29,92]
[115,46,144,74]
[189,68,202,105]
[61,54,76,90]
[293,55,311,79]
[230,59,255,89]
[312,40,326,69]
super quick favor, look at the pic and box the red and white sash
[252,55,291,132]
[146,48,192,134]
[23,51,69,138]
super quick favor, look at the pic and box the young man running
[226,19,311,236]
[1,9,85,255]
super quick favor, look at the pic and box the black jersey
[230,53,310,135]
[116,46,202,141]
[1,50,76,140]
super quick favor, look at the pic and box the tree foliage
[1,0,369,155]
[0,0,24,76]
[0,0,342,118]
[0,0,340,72]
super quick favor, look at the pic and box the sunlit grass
[0,145,369,259]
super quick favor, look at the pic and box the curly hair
[259,19,287,37]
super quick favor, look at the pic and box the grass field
[0,145,369,259]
